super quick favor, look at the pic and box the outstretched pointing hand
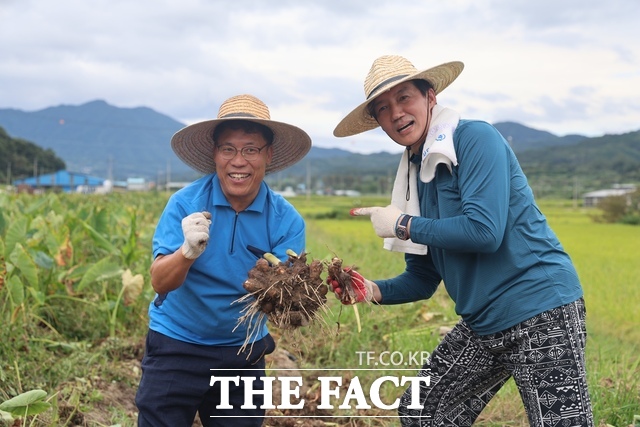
[350,205,403,238]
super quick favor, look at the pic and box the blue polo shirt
[149,174,306,346]
[376,120,583,335]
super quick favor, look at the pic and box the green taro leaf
[16,401,51,416]
[0,209,6,236]
[76,257,123,291]
[80,220,120,255]
[7,275,25,305]
[33,251,54,269]
[9,243,39,290]
[27,287,46,306]
[92,207,110,234]
[4,215,28,258]
[0,389,50,416]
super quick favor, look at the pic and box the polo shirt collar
[210,174,268,213]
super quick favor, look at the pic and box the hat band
[220,112,260,119]
[367,74,409,100]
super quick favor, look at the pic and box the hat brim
[171,117,312,175]
[333,61,464,137]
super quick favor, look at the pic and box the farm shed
[13,170,105,193]
[582,185,637,207]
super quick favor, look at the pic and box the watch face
[397,227,408,240]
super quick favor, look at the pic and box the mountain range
[0,100,638,195]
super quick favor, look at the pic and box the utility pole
[166,159,171,191]
[108,155,114,182]
[34,158,39,188]
[306,160,311,200]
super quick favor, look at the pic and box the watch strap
[395,214,412,240]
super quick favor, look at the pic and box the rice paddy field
[0,192,638,426]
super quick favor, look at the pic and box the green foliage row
[0,192,638,426]
[0,191,172,424]
[288,196,640,426]
[592,189,640,225]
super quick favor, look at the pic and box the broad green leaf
[7,275,24,305]
[4,216,28,258]
[44,192,62,212]
[92,207,110,234]
[76,258,123,291]
[9,243,39,290]
[0,210,6,237]
[6,400,50,416]
[27,287,46,306]
[58,263,90,283]
[0,389,47,412]
[23,195,50,215]
[33,251,54,269]
[122,210,138,264]
[80,220,119,255]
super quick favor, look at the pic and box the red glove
[326,268,373,304]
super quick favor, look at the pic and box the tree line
[0,127,66,184]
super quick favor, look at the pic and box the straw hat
[171,94,312,174]
[333,55,464,137]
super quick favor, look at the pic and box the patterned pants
[398,298,593,426]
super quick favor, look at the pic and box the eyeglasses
[216,145,268,161]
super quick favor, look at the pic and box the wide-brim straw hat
[334,55,464,137]
[171,94,312,174]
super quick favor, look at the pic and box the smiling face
[213,127,273,212]
[369,81,436,154]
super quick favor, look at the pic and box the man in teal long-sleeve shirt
[330,55,593,426]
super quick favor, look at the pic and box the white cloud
[1,0,639,154]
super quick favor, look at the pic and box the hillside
[0,127,66,183]
[276,127,640,197]
[518,130,640,193]
[493,121,587,152]
[1,101,638,197]
[0,100,190,180]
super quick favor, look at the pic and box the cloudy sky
[1,0,639,154]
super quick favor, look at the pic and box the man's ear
[265,145,274,165]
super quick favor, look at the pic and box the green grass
[285,196,640,426]
[1,193,638,426]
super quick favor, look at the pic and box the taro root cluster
[327,257,360,305]
[241,251,328,330]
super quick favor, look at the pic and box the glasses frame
[215,144,269,161]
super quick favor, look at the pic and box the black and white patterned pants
[398,298,593,426]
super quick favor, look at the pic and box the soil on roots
[235,251,329,348]
[327,257,361,305]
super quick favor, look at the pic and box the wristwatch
[395,214,412,241]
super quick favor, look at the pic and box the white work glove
[350,205,403,238]
[180,211,212,260]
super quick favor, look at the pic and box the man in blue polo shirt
[135,94,312,426]
[330,55,594,426]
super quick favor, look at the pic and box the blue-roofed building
[13,170,106,193]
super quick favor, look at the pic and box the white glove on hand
[181,212,212,260]
[350,205,403,238]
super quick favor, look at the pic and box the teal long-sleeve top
[375,120,583,335]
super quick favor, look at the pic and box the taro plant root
[234,250,328,351]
